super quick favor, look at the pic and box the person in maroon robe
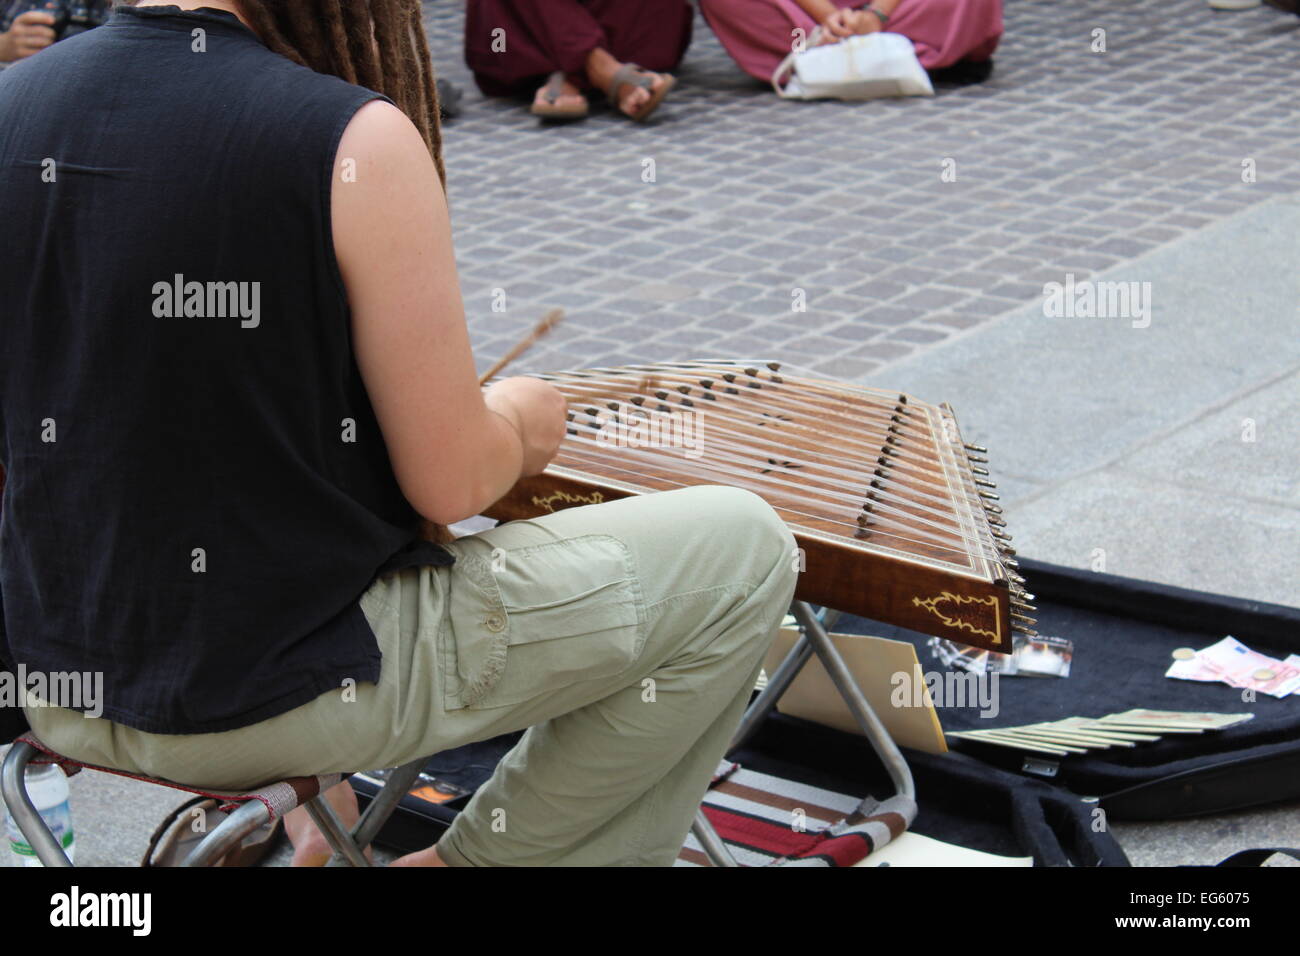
[464,0,693,121]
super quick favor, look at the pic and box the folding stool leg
[324,756,428,866]
[790,601,915,802]
[690,601,916,865]
[305,795,370,867]
[181,799,273,867]
[1,741,72,867]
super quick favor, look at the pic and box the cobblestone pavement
[423,0,1299,381]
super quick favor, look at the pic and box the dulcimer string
[544,371,988,537]
[558,412,984,549]
[550,395,996,555]
[554,378,968,519]
[542,363,1006,560]
[547,364,1002,527]
[554,427,995,560]
[543,367,953,476]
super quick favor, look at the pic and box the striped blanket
[677,762,916,867]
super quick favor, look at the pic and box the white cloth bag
[772,30,934,100]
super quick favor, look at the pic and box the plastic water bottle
[5,764,75,866]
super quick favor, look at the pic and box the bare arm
[331,100,565,526]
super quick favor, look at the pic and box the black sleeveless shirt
[0,5,452,734]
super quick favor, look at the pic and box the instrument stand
[689,600,916,867]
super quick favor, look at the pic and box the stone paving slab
[1011,469,1299,604]
[868,196,1300,603]
[1113,369,1299,510]
[867,196,1300,499]
[422,0,1300,380]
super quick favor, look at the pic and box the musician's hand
[485,376,567,477]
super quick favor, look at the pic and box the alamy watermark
[151,273,261,328]
[593,407,705,459]
[1042,273,1151,329]
[891,669,1000,718]
[1,665,103,717]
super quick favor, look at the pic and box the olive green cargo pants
[25,486,798,866]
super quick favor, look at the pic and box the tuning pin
[986,515,1007,527]
[1011,573,1027,585]
[979,490,1000,501]
[967,453,989,464]
[991,528,1012,540]
[975,478,997,489]
[983,502,1003,514]
[1011,624,1039,637]
[1011,612,1037,626]
[970,465,990,476]
[1003,556,1020,569]
[965,443,988,453]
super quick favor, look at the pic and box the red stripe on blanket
[701,805,882,866]
[702,806,828,859]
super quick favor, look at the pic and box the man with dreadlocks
[0,0,797,866]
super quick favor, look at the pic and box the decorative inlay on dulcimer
[484,360,1036,652]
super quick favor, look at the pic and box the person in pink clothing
[698,0,1002,84]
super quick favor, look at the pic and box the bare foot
[613,70,670,118]
[390,844,450,867]
[585,47,673,119]
[284,780,371,867]
[532,76,587,115]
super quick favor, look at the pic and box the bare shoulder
[331,97,447,289]
[335,99,438,188]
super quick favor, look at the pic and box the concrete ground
[4,0,1298,867]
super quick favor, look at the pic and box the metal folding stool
[1,737,428,867]
[688,600,916,866]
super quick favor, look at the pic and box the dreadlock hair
[179,0,446,187]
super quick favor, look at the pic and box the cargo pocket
[440,534,644,711]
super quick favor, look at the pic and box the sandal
[530,71,589,121]
[606,62,675,122]
[142,795,283,867]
